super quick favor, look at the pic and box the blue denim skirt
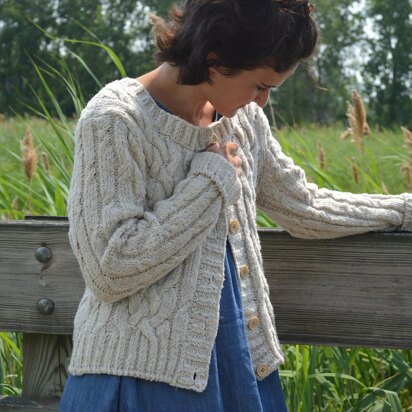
[60,241,288,411]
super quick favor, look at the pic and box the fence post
[22,334,71,399]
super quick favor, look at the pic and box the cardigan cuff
[401,193,412,231]
[190,152,241,207]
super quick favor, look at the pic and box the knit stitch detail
[401,193,412,231]
[67,78,412,392]
[189,152,241,207]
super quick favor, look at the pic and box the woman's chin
[225,107,243,118]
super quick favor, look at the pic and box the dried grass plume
[402,127,412,157]
[20,128,37,182]
[40,152,50,174]
[401,127,412,189]
[317,141,325,170]
[340,90,371,148]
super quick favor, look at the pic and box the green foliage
[0,332,22,396]
[1,20,411,410]
[0,33,136,218]
[0,0,56,112]
[281,345,412,411]
[363,0,412,128]
[0,0,155,116]
[1,0,410,126]
[271,0,364,126]
[142,0,177,18]
[274,122,409,195]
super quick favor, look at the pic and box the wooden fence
[0,218,411,410]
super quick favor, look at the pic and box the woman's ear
[207,51,218,61]
[206,52,220,76]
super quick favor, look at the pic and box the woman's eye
[257,86,276,91]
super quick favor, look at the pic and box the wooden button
[229,220,240,234]
[239,265,249,279]
[247,316,260,330]
[211,133,219,143]
[256,364,269,378]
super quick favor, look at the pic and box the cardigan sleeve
[254,107,412,239]
[68,112,241,303]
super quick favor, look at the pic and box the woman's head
[152,0,319,85]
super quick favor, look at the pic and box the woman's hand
[204,142,243,177]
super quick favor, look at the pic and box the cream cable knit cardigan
[67,77,412,392]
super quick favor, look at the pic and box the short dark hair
[151,0,320,85]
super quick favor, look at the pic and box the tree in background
[269,0,364,126]
[143,0,175,18]
[0,0,154,115]
[0,0,410,127]
[51,0,154,112]
[0,0,56,112]
[363,0,412,129]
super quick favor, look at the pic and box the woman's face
[205,64,298,118]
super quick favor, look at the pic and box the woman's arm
[254,108,412,239]
[68,112,241,303]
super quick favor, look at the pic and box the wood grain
[1,220,411,348]
[0,396,59,411]
[0,220,84,334]
[23,334,71,399]
[260,229,412,348]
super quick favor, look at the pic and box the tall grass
[281,345,412,411]
[0,41,411,410]
[0,332,22,396]
[276,121,409,195]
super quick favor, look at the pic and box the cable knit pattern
[67,77,412,392]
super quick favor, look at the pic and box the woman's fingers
[203,141,242,176]
[203,142,220,153]
[226,143,242,176]
[227,142,238,155]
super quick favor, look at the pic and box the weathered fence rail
[1,219,411,410]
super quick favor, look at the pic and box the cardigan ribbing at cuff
[401,193,412,231]
[190,151,241,207]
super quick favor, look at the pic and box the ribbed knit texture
[67,77,412,392]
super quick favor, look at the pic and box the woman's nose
[253,89,270,108]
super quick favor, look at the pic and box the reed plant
[0,332,22,396]
[1,40,411,410]
[340,90,371,150]
[275,122,409,197]
[401,127,412,191]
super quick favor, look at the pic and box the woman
[60,0,412,410]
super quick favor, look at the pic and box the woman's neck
[137,63,216,126]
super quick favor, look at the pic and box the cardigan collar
[119,77,235,152]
